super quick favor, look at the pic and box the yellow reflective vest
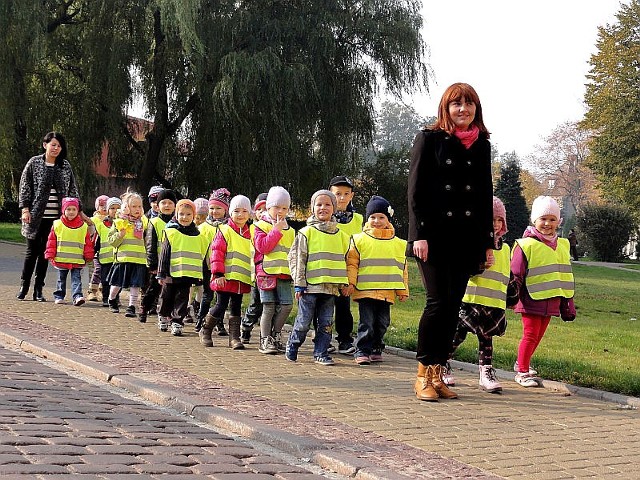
[149,216,168,256]
[95,219,114,264]
[336,212,363,237]
[53,220,88,265]
[198,221,218,246]
[462,243,511,309]
[113,217,148,265]
[515,237,574,300]
[164,228,209,280]
[254,220,294,276]
[299,226,349,285]
[218,224,252,284]
[352,232,407,290]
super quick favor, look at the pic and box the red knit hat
[61,197,80,213]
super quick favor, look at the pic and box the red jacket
[209,218,251,294]
[44,214,94,270]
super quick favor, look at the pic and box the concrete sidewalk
[2,241,639,479]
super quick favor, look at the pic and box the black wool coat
[407,128,494,273]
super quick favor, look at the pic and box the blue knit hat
[365,195,394,219]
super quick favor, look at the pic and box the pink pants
[517,313,551,373]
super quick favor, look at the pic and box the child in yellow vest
[511,196,576,387]
[344,196,409,365]
[44,197,94,306]
[286,190,350,366]
[200,195,252,349]
[107,191,148,317]
[329,175,363,355]
[253,186,295,354]
[185,197,210,324]
[95,197,121,307]
[444,196,512,393]
[157,199,210,337]
[140,189,176,326]
[86,194,109,301]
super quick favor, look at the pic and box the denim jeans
[288,293,335,357]
[53,268,83,301]
[354,298,391,357]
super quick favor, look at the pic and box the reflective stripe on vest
[95,219,114,264]
[165,228,208,280]
[299,226,349,285]
[254,220,294,275]
[516,237,574,299]
[219,224,252,284]
[53,220,87,264]
[113,218,147,265]
[336,212,363,237]
[352,232,407,290]
[462,243,511,309]
[150,217,168,256]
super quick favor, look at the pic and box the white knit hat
[229,195,252,213]
[530,196,560,223]
[266,186,291,209]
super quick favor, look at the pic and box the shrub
[576,204,636,261]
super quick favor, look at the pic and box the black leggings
[20,218,54,289]
[415,260,471,366]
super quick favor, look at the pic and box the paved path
[0,344,343,479]
[2,241,640,479]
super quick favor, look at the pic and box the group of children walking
[38,178,575,392]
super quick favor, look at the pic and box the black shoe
[138,312,147,323]
[214,322,228,336]
[102,298,109,307]
[109,299,119,313]
[16,287,28,300]
[241,328,251,344]
[33,287,46,302]
[124,306,136,318]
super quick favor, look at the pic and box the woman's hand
[21,209,31,224]
[413,239,428,262]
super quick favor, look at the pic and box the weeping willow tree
[0,0,428,207]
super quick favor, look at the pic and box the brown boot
[431,364,458,399]
[199,314,216,347]
[414,363,438,402]
[228,316,245,350]
[87,284,99,302]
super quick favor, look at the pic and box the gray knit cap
[310,189,337,213]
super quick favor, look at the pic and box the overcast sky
[410,0,627,159]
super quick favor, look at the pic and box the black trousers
[141,273,161,314]
[334,293,354,343]
[158,282,191,323]
[20,218,54,289]
[415,259,472,366]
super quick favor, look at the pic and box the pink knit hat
[176,199,196,215]
[94,195,109,211]
[208,188,231,212]
[530,195,560,223]
[493,196,508,239]
[62,197,80,213]
[194,197,209,215]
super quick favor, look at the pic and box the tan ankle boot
[431,364,458,399]
[228,316,245,350]
[199,314,216,347]
[414,363,438,401]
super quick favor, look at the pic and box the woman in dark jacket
[408,83,495,401]
[17,132,82,301]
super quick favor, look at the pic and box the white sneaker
[515,372,540,388]
[258,336,278,354]
[73,296,85,306]
[157,316,169,332]
[513,361,538,375]
[442,361,456,386]
[171,322,183,336]
[54,298,66,305]
[479,365,502,393]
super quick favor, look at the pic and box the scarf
[119,213,144,239]
[454,125,480,149]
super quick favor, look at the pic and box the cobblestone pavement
[0,344,346,479]
[2,241,640,479]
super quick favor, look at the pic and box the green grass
[387,262,640,397]
[1,220,638,395]
[0,222,24,243]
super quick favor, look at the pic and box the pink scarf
[454,125,480,149]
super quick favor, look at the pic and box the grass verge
[0,222,24,243]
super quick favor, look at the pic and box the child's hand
[215,277,226,288]
[118,228,126,238]
[273,215,288,231]
[398,295,408,302]
[342,285,355,296]
[158,278,165,286]
[485,248,495,268]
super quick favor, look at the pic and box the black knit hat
[156,189,177,205]
[365,195,394,219]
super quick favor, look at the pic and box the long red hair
[430,83,490,137]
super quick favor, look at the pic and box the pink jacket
[510,226,576,320]
[253,215,292,280]
[209,218,251,294]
